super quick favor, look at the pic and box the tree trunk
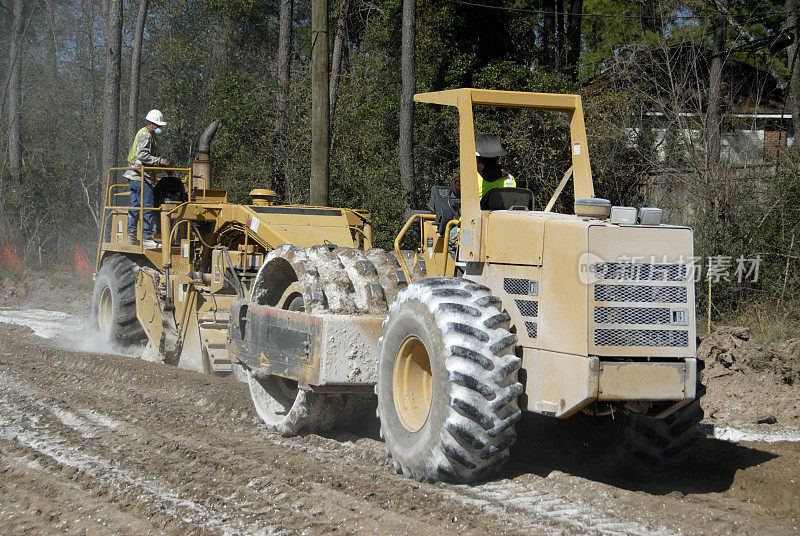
[565,0,582,79]
[84,0,98,110]
[399,0,416,219]
[127,0,149,142]
[272,0,294,199]
[310,0,329,206]
[707,0,726,168]
[6,0,25,187]
[787,0,800,143]
[556,0,565,67]
[329,0,350,122]
[274,0,293,139]
[708,0,728,243]
[543,0,555,69]
[101,0,123,181]
[640,0,658,35]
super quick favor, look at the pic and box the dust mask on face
[154,127,163,135]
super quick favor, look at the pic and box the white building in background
[635,112,794,165]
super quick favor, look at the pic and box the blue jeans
[128,178,156,240]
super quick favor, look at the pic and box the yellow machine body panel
[467,215,697,417]
[481,210,546,266]
[219,205,358,249]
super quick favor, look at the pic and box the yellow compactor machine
[93,89,703,482]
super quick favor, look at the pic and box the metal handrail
[544,165,574,213]
[439,219,460,276]
[348,225,372,250]
[104,166,192,206]
[97,166,193,266]
[394,213,435,284]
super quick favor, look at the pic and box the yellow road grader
[93,88,703,482]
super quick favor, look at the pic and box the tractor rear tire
[607,372,706,480]
[90,254,146,347]
[543,362,706,481]
[376,277,522,482]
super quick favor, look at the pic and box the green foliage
[208,74,274,203]
[1,0,798,318]
[581,0,649,79]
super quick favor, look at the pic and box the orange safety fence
[5,242,94,278]
[1,245,20,269]
[55,243,93,279]
[74,242,93,278]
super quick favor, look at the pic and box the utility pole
[310,0,330,206]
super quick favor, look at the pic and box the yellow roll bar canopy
[413,88,595,261]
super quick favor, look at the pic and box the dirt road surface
[1,312,799,535]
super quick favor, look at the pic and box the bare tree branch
[709,0,787,90]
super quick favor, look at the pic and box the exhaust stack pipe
[193,120,220,190]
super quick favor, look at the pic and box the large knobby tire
[248,374,341,436]
[90,254,146,346]
[542,361,706,480]
[605,364,706,480]
[376,277,522,482]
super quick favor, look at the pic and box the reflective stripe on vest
[127,127,158,165]
[477,171,516,198]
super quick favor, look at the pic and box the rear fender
[135,269,180,360]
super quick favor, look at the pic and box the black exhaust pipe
[193,120,220,189]
[198,119,220,155]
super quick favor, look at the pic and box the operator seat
[428,186,461,234]
[479,187,534,211]
[153,175,188,207]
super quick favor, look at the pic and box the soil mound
[698,326,800,384]
[699,326,800,426]
[698,326,759,371]
[766,338,800,385]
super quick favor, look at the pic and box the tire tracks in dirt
[0,333,548,535]
[1,323,798,535]
[0,370,461,535]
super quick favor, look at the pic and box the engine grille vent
[594,328,688,347]
[515,299,538,317]
[594,263,687,282]
[504,278,537,296]
[594,284,686,304]
[525,321,537,338]
[594,306,671,325]
[504,279,539,341]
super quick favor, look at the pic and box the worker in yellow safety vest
[449,134,515,199]
[124,109,171,248]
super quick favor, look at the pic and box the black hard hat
[475,134,506,158]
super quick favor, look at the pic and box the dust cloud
[0,307,143,357]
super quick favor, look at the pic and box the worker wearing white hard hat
[124,109,171,248]
[145,109,167,126]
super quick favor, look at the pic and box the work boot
[126,235,139,246]
[142,238,160,249]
